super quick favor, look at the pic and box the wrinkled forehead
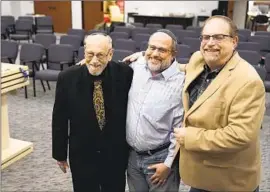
[84,35,111,53]
[202,18,231,35]
[148,32,173,49]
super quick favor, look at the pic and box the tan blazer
[178,51,265,191]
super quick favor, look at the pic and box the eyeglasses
[199,34,233,42]
[85,49,111,61]
[147,44,171,54]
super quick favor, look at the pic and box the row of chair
[1,15,54,39]
[1,40,75,98]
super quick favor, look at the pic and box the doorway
[82,1,104,31]
[34,1,72,33]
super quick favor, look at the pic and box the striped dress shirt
[126,56,185,167]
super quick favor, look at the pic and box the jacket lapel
[185,52,241,118]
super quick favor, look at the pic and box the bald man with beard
[52,33,133,192]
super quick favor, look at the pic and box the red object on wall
[116,0,124,14]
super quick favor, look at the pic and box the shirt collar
[144,58,179,81]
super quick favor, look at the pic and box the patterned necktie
[93,80,106,130]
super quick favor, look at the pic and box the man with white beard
[125,29,184,192]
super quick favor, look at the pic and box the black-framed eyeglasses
[147,44,171,54]
[199,34,233,42]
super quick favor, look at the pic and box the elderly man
[126,29,184,192]
[52,33,133,192]
[174,15,265,192]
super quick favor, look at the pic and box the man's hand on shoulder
[122,51,145,64]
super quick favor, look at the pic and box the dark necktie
[93,80,106,130]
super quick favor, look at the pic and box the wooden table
[1,63,33,169]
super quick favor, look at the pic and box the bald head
[150,31,176,53]
[85,34,112,50]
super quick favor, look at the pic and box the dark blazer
[52,61,133,173]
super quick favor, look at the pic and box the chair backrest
[182,37,200,53]
[88,29,107,35]
[110,32,129,45]
[238,50,261,65]
[145,23,162,28]
[264,53,270,81]
[36,16,53,26]
[36,16,53,33]
[20,43,45,69]
[175,30,197,44]
[112,49,134,61]
[140,41,148,51]
[254,31,270,37]
[133,33,151,50]
[264,53,270,73]
[131,22,144,27]
[114,39,136,52]
[67,28,86,42]
[165,24,183,30]
[186,26,202,37]
[1,16,15,26]
[34,34,56,49]
[131,27,150,39]
[113,26,132,37]
[249,35,270,51]
[253,65,266,81]
[47,44,74,70]
[177,58,190,64]
[238,34,247,42]
[60,35,82,52]
[15,19,33,32]
[176,44,191,59]
[238,29,251,40]
[237,42,260,52]
[1,40,18,63]
[78,46,85,62]
[18,16,34,23]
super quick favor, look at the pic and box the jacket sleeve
[184,78,265,153]
[52,72,69,161]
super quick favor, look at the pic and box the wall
[71,1,82,29]
[124,1,219,25]
[232,1,248,29]
[1,1,82,29]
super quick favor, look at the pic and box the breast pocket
[143,101,175,127]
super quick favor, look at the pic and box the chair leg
[46,81,51,90]
[40,80,46,92]
[24,86,28,99]
[33,77,36,97]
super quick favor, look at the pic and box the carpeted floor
[1,79,270,192]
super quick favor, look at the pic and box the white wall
[71,1,82,29]
[232,1,248,29]
[124,1,219,25]
[1,1,82,29]
[1,1,11,16]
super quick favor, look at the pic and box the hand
[57,161,69,173]
[122,52,143,63]
[148,163,170,186]
[174,127,186,146]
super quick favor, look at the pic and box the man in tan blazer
[174,16,265,192]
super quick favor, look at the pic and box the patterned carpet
[1,79,270,192]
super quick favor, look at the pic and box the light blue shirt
[126,56,185,168]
